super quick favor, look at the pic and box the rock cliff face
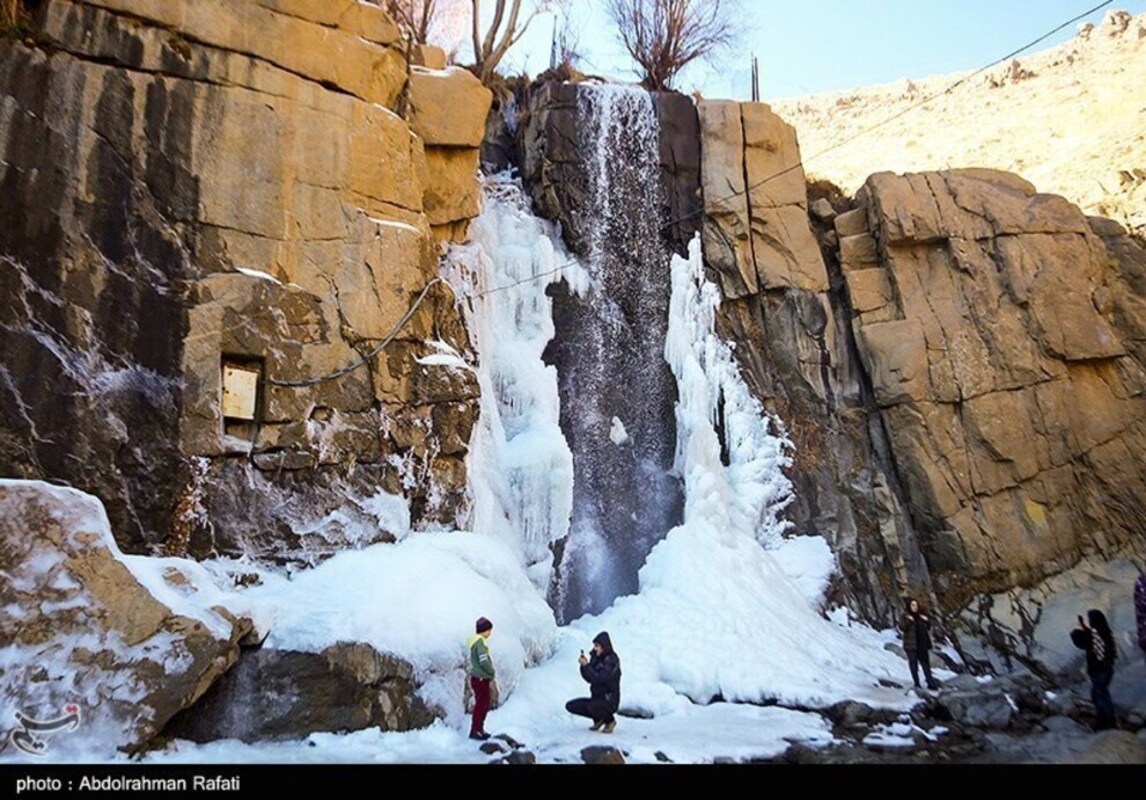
[699,100,930,621]
[0,0,491,561]
[694,100,1146,633]
[515,85,1146,630]
[520,84,690,619]
[694,99,1146,626]
[841,169,1146,606]
[5,0,1144,697]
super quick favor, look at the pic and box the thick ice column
[444,181,580,590]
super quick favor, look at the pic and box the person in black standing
[1135,571,1146,663]
[902,597,939,692]
[565,632,622,733]
[1071,609,1118,731]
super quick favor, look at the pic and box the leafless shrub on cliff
[606,0,739,91]
[383,0,469,50]
[807,174,851,215]
[471,0,550,83]
[375,0,548,81]
[386,0,438,44]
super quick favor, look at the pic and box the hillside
[772,9,1146,232]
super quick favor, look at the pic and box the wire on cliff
[260,277,443,389]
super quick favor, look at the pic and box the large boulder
[406,65,493,243]
[1069,730,1146,764]
[163,643,436,742]
[939,688,1016,729]
[0,481,251,755]
[407,67,493,148]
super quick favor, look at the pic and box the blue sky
[500,0,1146,99]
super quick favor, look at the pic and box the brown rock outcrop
[407,66,492,242]
[163,643,436,742]
[0,481,251,754]
[0,0,490,558]
[699,100,1146,622]
[843,169,1146,599]
[408,67,492,148]
[700,100,829,298]
[67,0,406,107]
[410,44,448,70]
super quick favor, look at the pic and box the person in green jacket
[467,617,495,740]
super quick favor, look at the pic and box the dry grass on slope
[772,10,1146,233]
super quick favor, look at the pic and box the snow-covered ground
[126,524,923,765]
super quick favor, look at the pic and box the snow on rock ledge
[0,480,253,756]
[161,531,558,743]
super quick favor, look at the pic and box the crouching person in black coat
[566,632,621,733]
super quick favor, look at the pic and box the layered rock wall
[698,103,1146,623]
[0,0,491,560]
[841,169,1146,604]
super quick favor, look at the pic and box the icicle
[442,177,583,593]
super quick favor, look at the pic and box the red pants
[470,677,491,735]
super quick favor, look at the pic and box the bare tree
[606,0,738,91]
[471,0,548,83]
[373,0,545,81]
[379,0,469,54]
[548,0,584,71]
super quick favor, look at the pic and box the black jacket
[1071,622,1116,675]
[901,613,932,653]
[581,636,621,711]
